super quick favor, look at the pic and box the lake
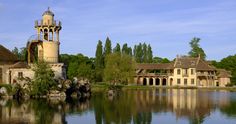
[0,89,236,124]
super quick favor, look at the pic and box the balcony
[197,72,216,77]
[35,20,61,27]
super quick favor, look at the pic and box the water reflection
[0,89,236,124]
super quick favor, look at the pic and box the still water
[1,89,236,124]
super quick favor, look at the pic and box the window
[191,69,195,75]
[18,72,23,78]
[191,79,195,84]
[183,69,188,76]
[184,79,187,85]
[177,79,181,84]
[177,69,181,75]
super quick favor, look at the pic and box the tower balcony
[35,20,61,28]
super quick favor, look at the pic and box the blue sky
[0,0,236,61]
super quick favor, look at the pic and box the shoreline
[91,84,236,92]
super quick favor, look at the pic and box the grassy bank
[91,83,236,92]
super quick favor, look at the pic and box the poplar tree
[122,43,128,55]
[104,37,112,57]
[147,44,153,63]
[113,43,121,54]
[95,40,104,81]
[143,43,147,63]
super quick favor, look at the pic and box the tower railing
[35,20,61,27]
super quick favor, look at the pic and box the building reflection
[0,89,234,124]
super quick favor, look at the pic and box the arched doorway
[143,78,147,85]
[170,78,173,86]
[155,78,160,85]
[162,78,167,86]
[149,78,153,85]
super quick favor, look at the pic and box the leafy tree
[95,40,104,82]
[153,57,170,63]
[60,54,95,81]
[147,44,153,63]
[12,47,28,61]
[104,37,112,57]
[12,47,19,58]
[32,61,56,96]
[113,43,121,54]
[104,53,135,85]
[77,62,94,81]
[188,37,206,59]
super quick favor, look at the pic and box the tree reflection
[0,89,235,124]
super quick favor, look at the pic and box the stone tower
[34,7,62,63]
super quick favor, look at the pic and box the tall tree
[95,40,104,82]
[127,47,132,56]
[143,43,147,63]
[104,37,112,57]
[147,44,153,63]
[122,43,129,55]
[188,37,206,59]
[113,43,121,54]
[135,43,143,63]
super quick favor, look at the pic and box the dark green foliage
[153,57,170,63]
[95,40,104,82]
[143,43,147,62]
[212,55,236,85]
[134,43,143,63]
[147,44,153,63]
[122,43,132,56]
[104,37,112,57]
[60,53,95,81]
[113,43,121,54]
[32,61,56,96]
[133,43,153,63]
[188,37,206,60]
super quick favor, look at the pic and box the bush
[0,84,12,94]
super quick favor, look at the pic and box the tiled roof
[136,63,174,70]
[217,69,232,78]
[174,56,215,70]
[136,56,216,71]
[0,45,18,64]
[10,61,29,69]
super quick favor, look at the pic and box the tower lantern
[33,7,62,63]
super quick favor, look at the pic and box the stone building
[0,8,66,84]
[135,55,231,87]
